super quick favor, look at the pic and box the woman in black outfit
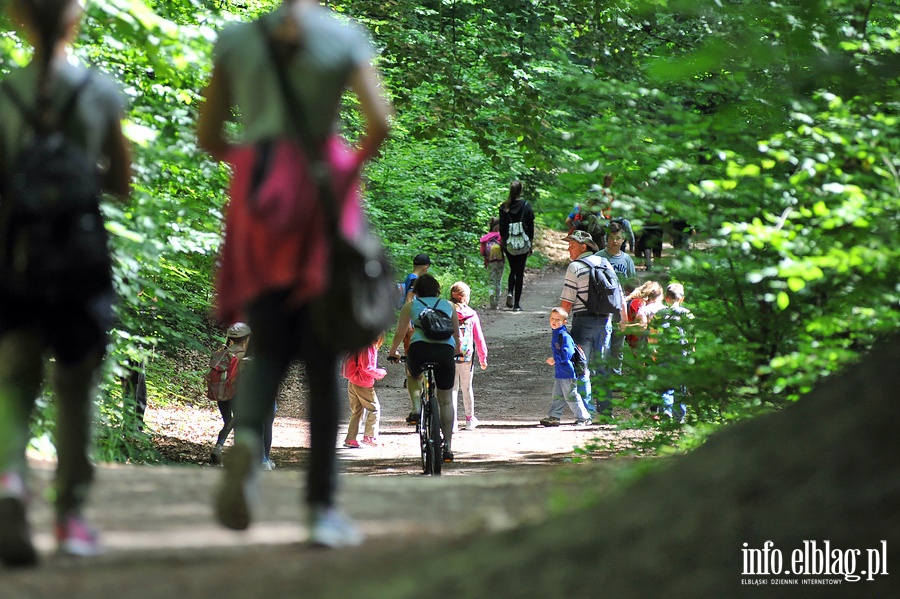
[498,180,535,311]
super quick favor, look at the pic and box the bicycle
[389,355,442,475]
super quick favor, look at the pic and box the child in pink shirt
[342,334,387,448]
[449,282,488,431]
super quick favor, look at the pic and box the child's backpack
[0,76,112,306]
[456,312,475,361]
[206,348,241,402]
[575,257,622,316]
[487,237,504,262]
[571,342,590,379]
[415,298,454,341]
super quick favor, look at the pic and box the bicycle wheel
[419,400,432,475]
[428,394,443,475]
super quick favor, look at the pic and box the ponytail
[14,0,80,129]
[502,180,523,211]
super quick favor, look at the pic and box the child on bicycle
[342,333,386,448]
[388,274,461,462]
[449,282,488,432]
[540,308,592,427]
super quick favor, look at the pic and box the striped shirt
[560,252,598,313]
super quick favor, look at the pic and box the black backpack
[575,256,622,316]
[570,341,590,378]
[0,75,112,306]
[415,297,454,341]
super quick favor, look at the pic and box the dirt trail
[3,241,652,598]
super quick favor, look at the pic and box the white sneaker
[215,439,260,531]
[308,506,364,549]
[465,416,479,431]
[260,458,276,471]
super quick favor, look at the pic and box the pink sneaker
[343,439,360,448]
[55,514,103,557]
[361,436,379,447]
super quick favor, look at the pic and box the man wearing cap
[554,230,624,422]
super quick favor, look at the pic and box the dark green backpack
[0,76,112,306]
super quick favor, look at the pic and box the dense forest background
[1,0,898,461]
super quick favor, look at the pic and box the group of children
[544,281,694,426]
[210,238,693,460]
[341,254,488,450]
[211,227,693,460]
[339,236,696,452]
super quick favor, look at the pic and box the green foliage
[2,0,899,463]
[588,0,900,450]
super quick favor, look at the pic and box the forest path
[3,237,654,598]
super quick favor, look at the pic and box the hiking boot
[573,419,593,427]
[465,416,479,431]
[210,443,224,465]
[215,439,260,531]
[343,439,360,448]
[506,293,514,309]
[55,514,103,557]
[540,417,561,427]
[0,471,36,568]
[405,411,420,425]
[308,506,364,549]
[0,472,38,569]
[361,436,379,447]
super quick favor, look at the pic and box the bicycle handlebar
[387,355,463,365]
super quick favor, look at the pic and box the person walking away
[498,180,534,311]
[198,0,392,549]
[208,323,252,465]
[342,334,386,448]
[398,253,429,358]
[121,358,148,432]
[449,282,487,432]
[569,175,635,252]
[655,283,694,422]
[479,218,504,310]
[400,254,430,306]
[592,222,635,418]
[635,209,666,270]
[0,0,132,566]
[387,274,461,462]
[540,308,592,427]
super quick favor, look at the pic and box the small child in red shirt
[342,334,387,448]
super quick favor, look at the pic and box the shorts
[406,341,455,390]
